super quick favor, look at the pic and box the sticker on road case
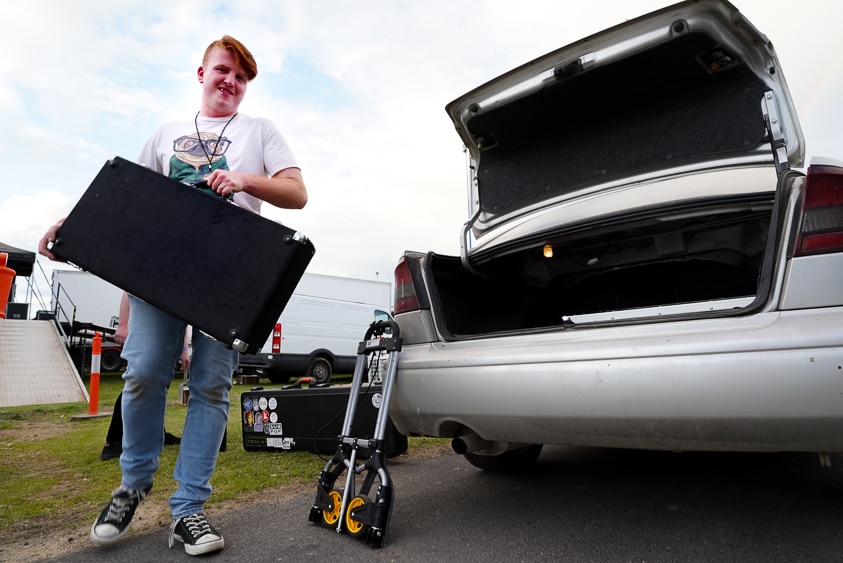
[266,437,294,449]
[264,423,283,436]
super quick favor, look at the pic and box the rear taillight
[393,257,420,314]
[794,163,843,257]
[271,323,281,353]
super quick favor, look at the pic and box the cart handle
[365,319,400,340]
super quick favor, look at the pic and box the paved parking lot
[49,446,843,562]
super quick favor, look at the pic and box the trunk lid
[447,0,804,256]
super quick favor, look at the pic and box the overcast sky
[2,0,841,306]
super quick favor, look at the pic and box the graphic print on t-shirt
[168,130,232,184]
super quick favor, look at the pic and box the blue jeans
[120,295,238,519]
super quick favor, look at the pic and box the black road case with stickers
[240,384,407,457]
[50,156,315,355]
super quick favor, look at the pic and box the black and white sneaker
[169,512,224,555]
[90,486,150,544]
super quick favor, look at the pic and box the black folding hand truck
[308,319,403,548]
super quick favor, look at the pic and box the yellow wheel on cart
[322,489,343,526]
[345,495,370,537]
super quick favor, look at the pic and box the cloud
[1,191,74,248]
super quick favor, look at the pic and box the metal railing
[26,260,75,348]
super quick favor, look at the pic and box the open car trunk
[425,181,792,339]
[424,0,807,340]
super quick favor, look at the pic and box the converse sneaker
[169,512,224,555]
[90,486,150,544]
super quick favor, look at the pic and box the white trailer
[50,269,126,371]
[51,269,124,329]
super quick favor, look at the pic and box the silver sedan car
[389,0,843,471]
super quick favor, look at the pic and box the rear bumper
[391,307,843,452]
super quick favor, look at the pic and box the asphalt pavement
[42,446,843,562]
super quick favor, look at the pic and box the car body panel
[391,306,843,451]
[781,254,843,310]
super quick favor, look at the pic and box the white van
[238,293,392,383]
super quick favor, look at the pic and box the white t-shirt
[137,113,299,215]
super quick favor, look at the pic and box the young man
[39,35,307,556]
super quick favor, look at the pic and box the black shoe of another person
[169,512,224,555]
[100,442,122,461]
[164,432,181,445]
[90,486,151,544]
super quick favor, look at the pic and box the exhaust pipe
[452,432,492,455]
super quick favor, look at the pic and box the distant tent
[0,241,36,277]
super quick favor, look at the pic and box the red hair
[203,35,258,81]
